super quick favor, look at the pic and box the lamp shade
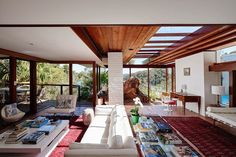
[211,85,225,95]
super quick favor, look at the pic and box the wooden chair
[161,92,177,111]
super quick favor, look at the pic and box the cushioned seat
[1,103,25,123]
[206,107,236,127]
[46,94,77,114]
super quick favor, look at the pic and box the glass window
[37,63,69,100]
[149,68,166,100]
[131,68,148,96]
[100,67,108,89]
[0,58,9,104]
[149,36,185,41]
[167,68,172,92]
[16,60,30,113]
[141,48,166,51]
[145,43,174,46]
[156,26,202,33]
[123,68,130,81]
[220,71,229,106]
[218,45,236,62]
[72,64,93,106]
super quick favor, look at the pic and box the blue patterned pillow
[5,103,18,117]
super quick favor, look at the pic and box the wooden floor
[125,102,236,137]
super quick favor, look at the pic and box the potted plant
[130,104,139,124]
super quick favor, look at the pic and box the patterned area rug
[49,116,88,157]
[162,117,236,157]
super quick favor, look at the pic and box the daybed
[206,107,236,127]
[64,104,138,157]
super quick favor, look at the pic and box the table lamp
[211,85,225,106]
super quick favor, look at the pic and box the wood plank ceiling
[72,25,236,65]
[72,26,159,63]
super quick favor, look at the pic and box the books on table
[156,122,172,133]
[31,117,49,128]
[158,133,182,145]
[171,146,198,157]
[22,131,45,144]
[38,125,56,135]
[141,143,167,157]
[5,127,28,144]
[138,131,159,143]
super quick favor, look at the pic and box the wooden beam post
[229,71,236,107]
[9,57,17,103]
[69,64,73,95]
[30,61,37,114]
[166,68,168,92]
[92,62,97,109]
[148,68,150,100]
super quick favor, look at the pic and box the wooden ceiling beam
[149,26,232,64]
[209,61,236,71]
[71,27,104,60]
[153,33,190,37]
[0,48,48,62]
[159,33,236,64]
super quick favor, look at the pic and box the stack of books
[141,143,167,157]
[38,125,56,135]
[22,131,45,144]
[158,133,182,145]
[5,127,28,144]
[138,131,159,143]
[170,146,198,157]
[156,122,172,133]
[31,117,49,128]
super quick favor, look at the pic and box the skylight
[141,48,166,50]
[157,26,202,33]
[149,36,185,41]
[145,43,174,46]
[137,51,159,54]
[129,58,147,64]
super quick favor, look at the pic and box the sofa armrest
[69,142,108,149]
[65,149,138,157]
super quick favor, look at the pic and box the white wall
[108,52,124,105]
[0,0,236,24]
[176,52,219,116]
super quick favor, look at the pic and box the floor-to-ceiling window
[72,64,93,106]
[123,68,130,82]
[16,59,30,113]
[217,45,236,106]
[149,68,166,100]
[131,68,148,96]
[0,58,9,105]
[167,68,172,92]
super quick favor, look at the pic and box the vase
[131,114,139,124]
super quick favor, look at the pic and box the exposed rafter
[149,25,236,65]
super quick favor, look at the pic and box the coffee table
[131,116,200,157]
[0,120,69,157]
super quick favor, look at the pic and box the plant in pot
[130,105,139,124]
[130,97,144,124]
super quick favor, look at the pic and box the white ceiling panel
[0,27,102,64]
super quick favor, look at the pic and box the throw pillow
[5,103,18,117]
[56,95,66,108]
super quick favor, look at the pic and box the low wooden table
[0,120,69,157]
[170,92,201,114]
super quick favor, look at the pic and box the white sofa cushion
[207,107,236,113]
[70,142,109,149]
[95,105,115,116]
[81,125,109,144]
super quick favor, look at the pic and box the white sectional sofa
[64,105,138,157]
[206,107,236,127]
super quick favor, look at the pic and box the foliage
[130,105,139,116]
[0,59,9,83]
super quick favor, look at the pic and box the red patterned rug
[49,116,88,157]
[160,117,236,157]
